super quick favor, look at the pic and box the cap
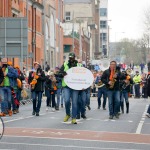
[69,52,75,58]
[15,65,20,69]
[33,62,39,65]
[48,71,54,76]
[7,61,13,66]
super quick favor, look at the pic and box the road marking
[135,105,148,134]
[0,141,142,149]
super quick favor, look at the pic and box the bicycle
[0,116,4,139]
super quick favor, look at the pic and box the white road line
[0,141,141,150]
[135,105,148,134]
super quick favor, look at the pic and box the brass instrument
[122,69,131,89]
[30,72,38,90]
[95,80,105,88]
[109,70,117,89]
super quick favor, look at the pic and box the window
[100,8,107,16]
[100,21,107,29]
[100,33,107,42]
[65,12,71,21]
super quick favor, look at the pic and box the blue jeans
[32,91,43,113]
[64,87,79,118]
[2,87,12,112]
[147,105,150,114]
[97,86,107,108]
[134,84,140,98]
[0,87,5,112]
[107,90,120,116]
[77,90,86,116]
[45,89,56,108]
[86,88,91,106]
[121,90,128,103]
[56,88,63,107]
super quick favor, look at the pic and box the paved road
[0,97,150,150]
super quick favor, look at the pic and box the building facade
[0,0,64,69]
[63,1,92,65]
[99,0,109,58]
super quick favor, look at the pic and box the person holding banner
[59,53,79,124]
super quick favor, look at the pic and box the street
[0,97,150,150]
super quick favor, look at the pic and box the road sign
[0,18,28,58]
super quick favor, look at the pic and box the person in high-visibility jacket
[59,52,79,124]
[133,71,141,98]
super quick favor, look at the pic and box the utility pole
[72,11,75,52]
[26,0,29,70]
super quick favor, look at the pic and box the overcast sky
[108,0,150,42]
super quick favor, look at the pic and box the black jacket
[101,67,126,91]
[0,67,4,86]
[28,68,45,92]
[120,74,133,92]
[45,75,53,91]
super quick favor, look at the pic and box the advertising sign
[64,67,94,90]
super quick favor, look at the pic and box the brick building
[0,0,64,69]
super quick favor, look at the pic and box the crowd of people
[0,54,150,124]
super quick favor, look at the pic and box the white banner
[64,67,94,90]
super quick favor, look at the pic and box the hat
[15,65,20,69]
[7,61,13,66]
[69,52,75,58]
[33,62,39,65]
[136,71,139,73]
[48,71,54,76]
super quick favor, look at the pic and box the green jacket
[133,75,141,84]
[62,61,82,87]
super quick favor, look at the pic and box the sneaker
[61,104,63,108]
[87,105,91,110]
[46,107,49,111]
[71,118,77,124]
[52,108,55,112]
[0,112,6,117]
[32,111,35,115]
[55,106,59,111]
[103,108,106,110]
[146,113,150,118]
[76,115,80,119]
[13,110,17,114]
[8,110,13,116]
[64,115,70,122]
[98,106,100,109]
[36,112,39,116]
[115,114,119,119]
[16,109,19,113]
[109,115,113,119]
[81,114,87,119]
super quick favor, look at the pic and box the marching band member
[101,61,125,119]
[28,62,45,116]
[120,69,133,114]
[95,71,107,110]
[59,52,79,124]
